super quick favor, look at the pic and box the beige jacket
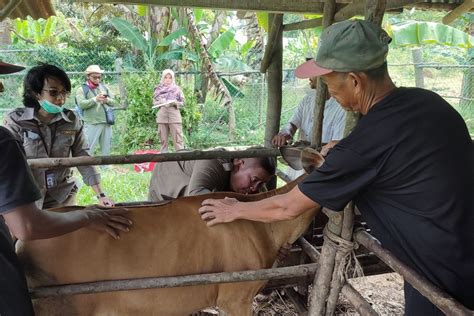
[3,107,100,206]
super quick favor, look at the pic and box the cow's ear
[301,147,325,173]
[280,147,304,170]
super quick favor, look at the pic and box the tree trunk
[459,13,473,113]
[199,11,226,104]
[0,19,11,47]
[185,9,235,139]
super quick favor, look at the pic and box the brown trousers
[158,123,184,153]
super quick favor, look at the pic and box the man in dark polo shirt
[0,61,131,315]
[198,21,473,315]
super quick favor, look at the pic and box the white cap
[85,65,104,74]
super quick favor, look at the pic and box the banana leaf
[388,21,473,48]
[220,76,244,98]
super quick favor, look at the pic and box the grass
[75,165,152,205]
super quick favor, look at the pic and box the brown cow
[16,149,323,316]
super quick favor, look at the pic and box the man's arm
[199,185,319,225]
[4,203,130,241]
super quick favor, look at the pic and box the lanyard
[34,121,58,157]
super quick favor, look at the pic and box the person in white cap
[75,65,119,157]
[198,20,473,315]
[0,60,131,315]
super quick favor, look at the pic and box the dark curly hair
[23,63,71,109]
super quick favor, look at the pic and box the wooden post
[306,2,336,315]
[412,48,425,88]
[114,58,128,109]
[263,14,283,148]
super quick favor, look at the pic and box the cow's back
[16,194,279,315]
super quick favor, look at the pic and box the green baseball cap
[295,20,392,78]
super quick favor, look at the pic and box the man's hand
[272,132,292,147]
[96,94,108,104]
[98,196,115,207]
[199,197,239,226]
[321,140,340,156]
[85,206,132,239]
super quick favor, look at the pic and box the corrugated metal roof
[1,0,55,21]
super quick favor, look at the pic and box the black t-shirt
[299,88,474,311]
[0,127,41,316]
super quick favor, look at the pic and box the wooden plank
[283,18,323,32]
[75,0,355,14]
[442,0,474,25]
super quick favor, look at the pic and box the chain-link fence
[0,46,472,152]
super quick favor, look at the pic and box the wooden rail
[27,149,280,169]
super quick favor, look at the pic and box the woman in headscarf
[152,69,185,153]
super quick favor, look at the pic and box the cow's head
[280,146,325,174]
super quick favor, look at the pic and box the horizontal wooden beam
[28,148,280,169]
[30,263,318,298]
[283,18,323,31]
[76,0,348,13]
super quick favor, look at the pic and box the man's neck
[360,77,396,115]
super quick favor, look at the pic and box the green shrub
[118,72,204,153]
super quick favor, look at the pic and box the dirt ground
[253,273,405,315]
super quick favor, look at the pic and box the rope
[323,226,364,284]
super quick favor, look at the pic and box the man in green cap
[197,20,473,315]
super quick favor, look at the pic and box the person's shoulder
[0,126,17,146]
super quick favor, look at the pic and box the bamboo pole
[354,231,472,316]
[27,149,280,169]
[30,263,318,299]
[263,14,283,148]
[298,237,378,316]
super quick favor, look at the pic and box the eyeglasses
[42,89,70,99]
[89,75,102,80]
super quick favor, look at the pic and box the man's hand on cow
[98,196,115,207]
[321,140,340,156]
[84,206,132,239]
[272,132,292,147]
[199,197,239,226]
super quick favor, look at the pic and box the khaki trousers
[158,123,184,153]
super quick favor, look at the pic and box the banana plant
[110,17,188,70]
[12,16,58,45]
[387,21,473,48]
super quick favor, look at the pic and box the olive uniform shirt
[148,158,232,201]
[75,83,119,124]
[3,107,100,208]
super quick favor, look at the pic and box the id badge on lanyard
[45,170,57,189]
